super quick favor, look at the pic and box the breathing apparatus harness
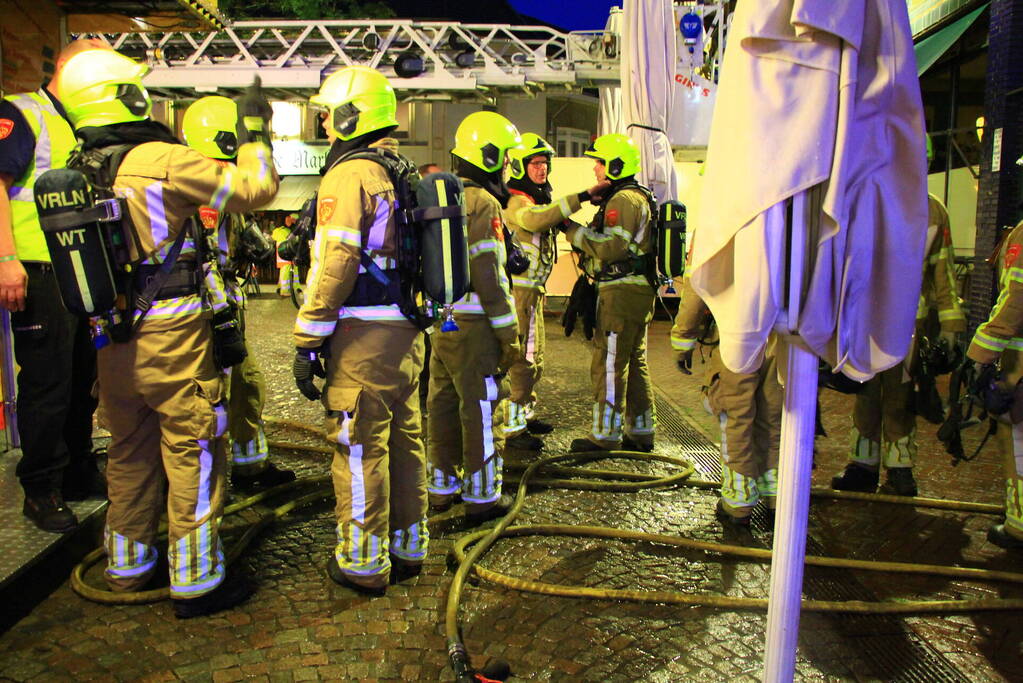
[57,141,201,344]
[323,145,469,330]
[587,178,659,290]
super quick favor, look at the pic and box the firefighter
[501,133,608,450]
[273,214,298,296]
[426,111,523,524]
[564,134,657,453]
[831,190,965,497]
[292,66,428,595]
[0,39,109,533]
[671,276,782,525]
[182,96,295,491]
[964,216,1023,550]
[57,49,279,616]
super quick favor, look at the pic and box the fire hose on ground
[70,416,1023,681]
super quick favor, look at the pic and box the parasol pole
[763,189,820,682]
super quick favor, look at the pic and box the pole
[763,188,820,681]
[761,341,818,681]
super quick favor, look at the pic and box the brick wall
[968,0,1023,331]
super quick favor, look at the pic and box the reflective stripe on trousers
[169,401,228,597]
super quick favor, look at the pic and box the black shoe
[389,556,423,585]
[326,556,386,596]
[23,491,78,533]
[569,438,611,453]
[465,494,513,526]
[621,435,654,453]
[879,468,917,497]
[830,463,879,493]
[172,574,254,618]
[526,419,554,435]
[987,523,1023,550]
[429,492,461,513]
[62,458,107,501]
[715,499,751,528]
[506,432,543,451]
[231,462,297,492]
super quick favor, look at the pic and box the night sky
[509,0,621,31]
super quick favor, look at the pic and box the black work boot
[830,463,879,493]
[63,457,107,501]
[23,491,78,533]
[428,492,461,513]
[231,462,297,492]
[715,499,751,528]
[172,574,254,618]
[987,523,1023,551]
[621,434,654,453]
[465,494,513,526]
[879,467,918,497]
[569,438,611,453]
[326,555,386,597]
[526,418,554,435]
[389,555,423,585]
[506,432,543,451]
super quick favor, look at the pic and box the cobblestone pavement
[1,294,1021,682]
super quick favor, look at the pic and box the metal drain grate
[651,390,971,683]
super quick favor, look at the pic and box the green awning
[914,4,986,75]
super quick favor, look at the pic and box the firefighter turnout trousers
[428,316,510,510]
[324,319,428,589]
[996,420,1023,542]
[504,287,545,437]
[707,352,782,516]
[849,364,916,470]
[98,317,228,598]
[227,305,269,474]
[588,286,656,449]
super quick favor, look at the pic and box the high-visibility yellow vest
[3,90,78,262]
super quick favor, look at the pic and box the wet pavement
[0,291,1021,682]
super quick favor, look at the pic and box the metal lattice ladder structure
[83,20,626,100]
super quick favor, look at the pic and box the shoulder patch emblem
[319,196,337,224]
[491,216,502,239]
[605,208,620,227]
[0,119,14,140]
[198,207,219,230]
[1006,244,1021,269]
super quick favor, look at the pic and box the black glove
[676,349,693,375]
[564,271,597,335]
[211,308,247,369]
[293,345,327,401]
[579,280,596,340]
[235,76,273,147]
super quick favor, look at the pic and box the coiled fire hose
[71,417,1023,681]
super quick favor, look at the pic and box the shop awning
[914,4,986,75]
[255,176,320,212]
[909,0,983,36]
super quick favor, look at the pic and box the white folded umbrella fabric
[690,0,928,381]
